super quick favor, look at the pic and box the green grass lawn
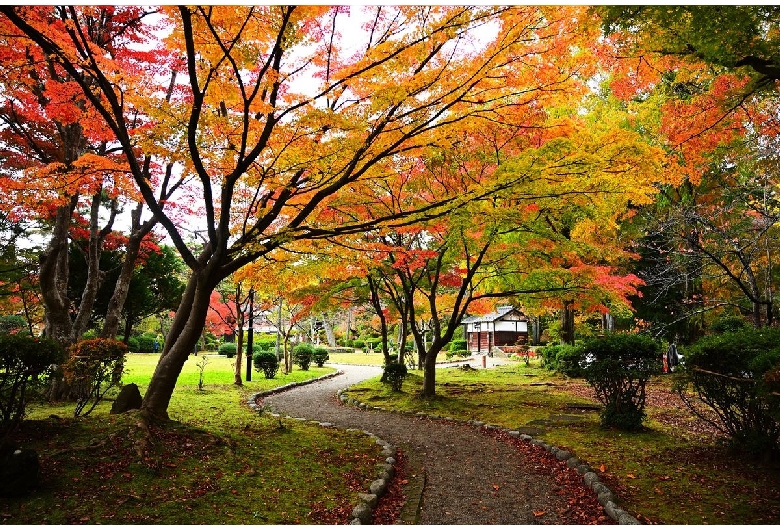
[3,354,381,525]
[345,360,780,525]
[325,350,386,366]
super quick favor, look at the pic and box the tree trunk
[141,269,216,419]
[323,318,336,347]
[561,301,575,345]
[233,283,244,386]
[421,343,441,397]
[40,198,78,346]
[102,202,155,339]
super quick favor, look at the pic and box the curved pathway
[261,364,575,525]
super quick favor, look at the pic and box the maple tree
[1,5,613,418]
[0,7,172,356]
[594,6,780,337]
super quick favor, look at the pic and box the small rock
[583,472,599,486]
[357,493,378,509]
[351,502,372,524]
[598,489,616,506]
[369,478,387,496]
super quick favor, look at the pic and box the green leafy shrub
[352,339,365,350]
[677,328,780,457]
[538,343,586,376]
[255,335,277,351]
[135,333,157,353]
[127,337,139,353]
[218,342,237,358]
[63,338,128,417]
[253,350,279,379]
[580,333,661,431]
[709,315,749,334]
[382,362,408,391]
[0,316,27,335]
[293,343,313,370]
[364,337,382,351]
[445,349,471,360]
[312,347,329,367]
[449,339,467,352]
[0,334,64,431]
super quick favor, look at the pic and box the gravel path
[261,364,577,525]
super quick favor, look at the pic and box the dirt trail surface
[261,364,598,525]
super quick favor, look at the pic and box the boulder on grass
[110,383,143,414]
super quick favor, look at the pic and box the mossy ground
[1,354,381,524]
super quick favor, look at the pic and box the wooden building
[461,305,529,354]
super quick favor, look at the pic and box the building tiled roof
[461,305,525,324]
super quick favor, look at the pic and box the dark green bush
[352,339,365,349]
[677,328,780,457]
[127,337,139,353]
[136,334,162,353]
[383,362,408,391]
[293,343,313,370]
[449,339,467,352]
[445,349,470,360]
[538,343,586,376]
[0,334,64,430]
[253,350,279,379]
[312,347,329,367]
[218,342,237,358]
[63,338,128,417]
[581,333,661,431]
[709,315,749,334]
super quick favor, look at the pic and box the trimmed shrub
[127,337,140,353]
[383,362,408,392]
[218,342,237,358]
[312,347,329,368]
[352,339,366,350]
[449,339,467,352]
[581,334,662,431]
[0,334,64,430]
[445,349,470,360]
[253,350,279,379]
[63,338,128,417]
[538,343,586,376]
[293,343,314,370]
[135,334,158,353]
[677,328,780,457]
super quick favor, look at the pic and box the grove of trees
[1,6,780,422]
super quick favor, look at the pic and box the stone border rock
[338,389,642,525]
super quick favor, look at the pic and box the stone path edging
[244,367,640,525]
[336,387,642,525]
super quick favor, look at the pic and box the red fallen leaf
[493,484,500,490]
[533,510,546,517]
[627,473,636,479]
[599,464,606,472]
